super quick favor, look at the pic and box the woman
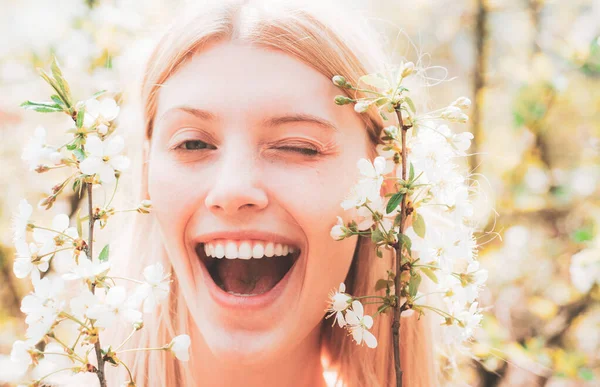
[110,0,436,385]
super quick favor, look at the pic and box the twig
[391,108,412,387]
[87,182,107,387]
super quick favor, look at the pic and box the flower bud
[334,95,353,105]
[330,216,347,241]
[383,125,399,139]
[441,106,469,123]
[332,75,347,87]
[34,165,50,173]
[354,100,372,113]
[452,97,471,110]
[38,195,56,210]
[401,62,415,78]
[137,200,152,214]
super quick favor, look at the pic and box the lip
[192,232,303,312]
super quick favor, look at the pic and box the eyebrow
[159,106,339,133]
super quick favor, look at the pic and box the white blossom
[570,248,600,293]
[79,135,130,184]
[87,286,142,328]
[21,277,65,343]
[134,262,171,313]
[345,300,377,348]
[330,216,347,241]
[341,157,386,210]
[11,199,33,245]
[21,126,59,171]
[83,97,120,133]
[13,240,49,281]
[69,290,100,321]
[168,334,191,361]
[31,213,79,274]
[10,340,35,374]
[326,283,352,327]
[62,257,110,282]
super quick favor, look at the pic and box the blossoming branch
[326,61,487,386]
[9,57,189,387]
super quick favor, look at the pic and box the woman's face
[147,41,370,364]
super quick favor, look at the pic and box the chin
[200,324,287,366]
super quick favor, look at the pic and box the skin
[146,40,371,387]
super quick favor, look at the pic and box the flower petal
[351,300,364,319]
[373,156,386,175]
[105,135,125,157]
[351,327,364,345]
[98,163,116,184]
[110,155,130,171]
[85,135,104,157]
[357,158,375,178]
[345,309,359,325]
[52,214,70,231]
[363,330,378,348]
[80,157,103,176]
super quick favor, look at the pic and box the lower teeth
[226,290,260,297]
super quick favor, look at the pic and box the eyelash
[175,140,320,156]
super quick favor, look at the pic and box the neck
[188,324,327,387]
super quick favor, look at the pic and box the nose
[204,142,268,216]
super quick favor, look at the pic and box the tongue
[217,257,291,295]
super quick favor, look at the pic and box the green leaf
[51,56,72,106]
[398,233,412,251]
[379,110,389,121]
[374,97,390,107]
[386,192,404,214]
[412,213,426,238]
[91,89,107,99]
[50,95,65,106]
[66,143,77,151]
[409,163,415,182]
[38,67,71,111]
[571,226,594,243]
[375,246,383,258]
[578,368,594,381]
[371,229,385,243]
[358,73,390,90]
[376,304,390,315]
[408,272,422,298]
[375,279,392,291]
[20,100,63,113]
[76,109,85,129]
[73,148,86,161]
[98,244,110,262]
[72,178,80,193]
[393,213,403,228]
[404,96,416,113]
[420,267,438,284]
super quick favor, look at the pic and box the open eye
[176,140,217,151]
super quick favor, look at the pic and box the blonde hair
[109,0,437,385]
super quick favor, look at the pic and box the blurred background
[0,0,598,386]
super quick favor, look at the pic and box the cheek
[147,155,202,237]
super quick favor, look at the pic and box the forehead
[154,41,352,129]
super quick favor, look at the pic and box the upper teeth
[203,240,297,260]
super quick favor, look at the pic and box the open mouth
[195,240,301,297]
